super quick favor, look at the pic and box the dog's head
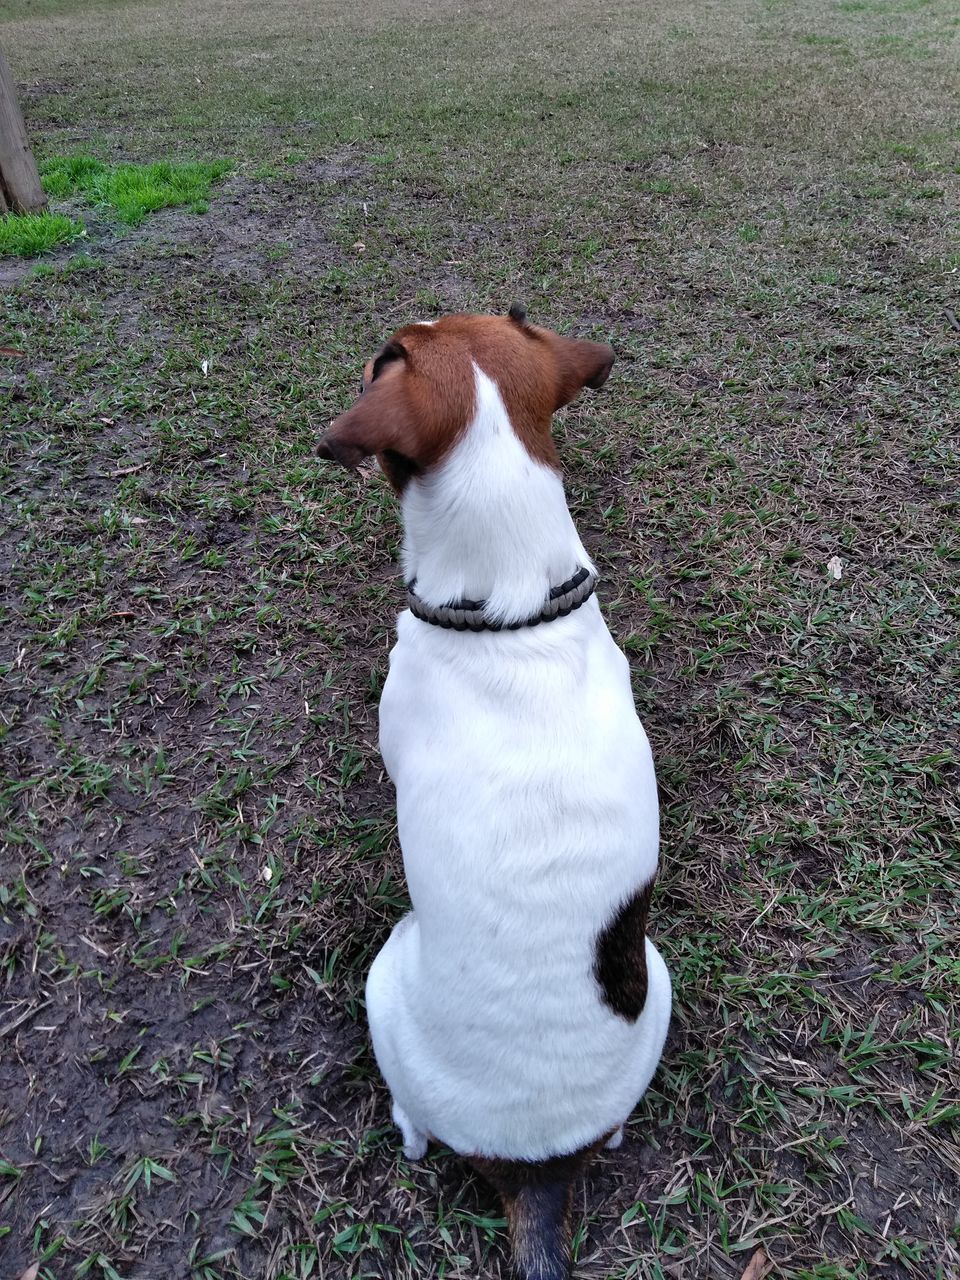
[317,306,614,491]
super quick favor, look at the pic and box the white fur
[400,368,594,627]
[366,366,671,1161]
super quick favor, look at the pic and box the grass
[40,154,231,224]
[0,209,84,256]
[0,0,958,1277]
[0,157,230,258]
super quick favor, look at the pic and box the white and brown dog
[318,307,671,1280]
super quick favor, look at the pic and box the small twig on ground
[103,461,150,477]
[0,999,51,1040]
[79,934,111,956]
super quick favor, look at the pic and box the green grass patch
[0,210,85,257]
[40,155,231,225]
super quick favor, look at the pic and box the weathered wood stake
[0,48,47,214]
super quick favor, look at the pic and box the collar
[406,566,597,632]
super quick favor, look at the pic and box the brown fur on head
[317,308,614,491]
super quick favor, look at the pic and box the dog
[318,306,671,1280]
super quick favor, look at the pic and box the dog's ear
[369,338,408,384]
[318,342,413,469]
[552,336,615,409]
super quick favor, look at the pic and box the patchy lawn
[1,0,958,1277]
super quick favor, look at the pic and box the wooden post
[0,48,47,214]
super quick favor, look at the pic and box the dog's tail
[505,1177,575,1280]
[469,1140,607,1280]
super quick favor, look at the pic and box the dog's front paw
[392,1101,428,1161]
[402,1133,429,1161]
[605,1126,624,1150]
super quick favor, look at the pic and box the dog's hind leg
[366,916,429,1160]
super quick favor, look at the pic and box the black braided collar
[406,566,597,632]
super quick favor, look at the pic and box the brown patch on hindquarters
[594,879,654,1021]
[469,1135,612,1280]
[316,308,614,489]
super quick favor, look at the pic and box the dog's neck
[400,365,593,626]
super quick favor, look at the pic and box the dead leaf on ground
[18,1264,40,1280]
[739,1247,774,1280]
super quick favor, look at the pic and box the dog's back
[376,603,667,1158]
